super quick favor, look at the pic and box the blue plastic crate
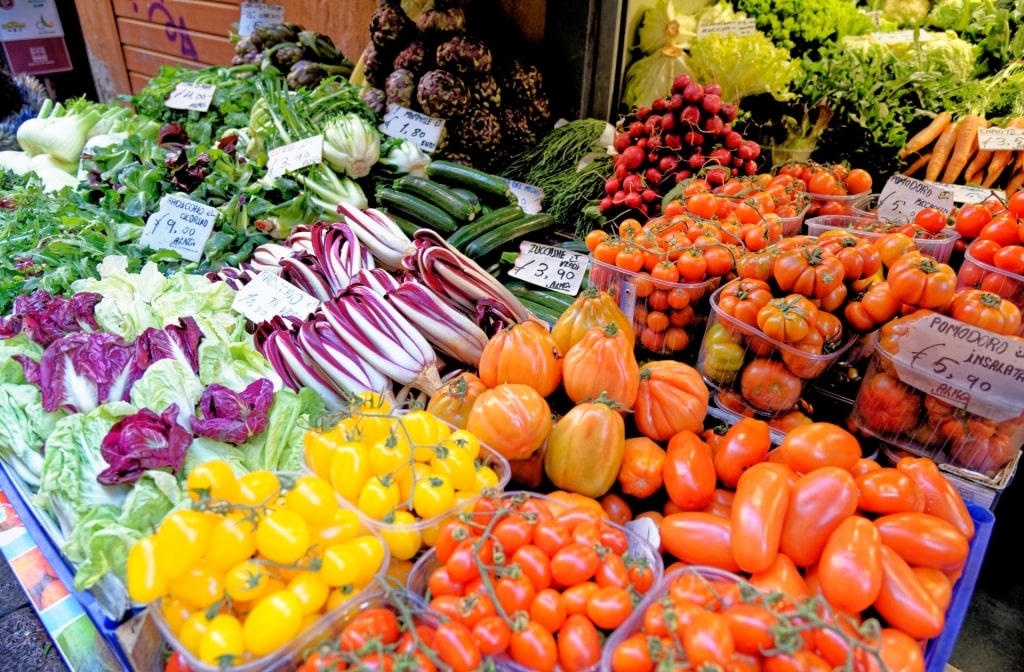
[924,503,995,672]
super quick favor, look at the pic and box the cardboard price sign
[508,242,589,296]
[231,272,321,323]
[696,19,757,38]
[141,194,218,261]
[977,127,1024,151]
[890,313,1024,422]
[238,2,285,38]
[265,135,323,178]
[501,178,544,214]
[164,82,216,112]
[379,105,446,152]
[876,174,954,223]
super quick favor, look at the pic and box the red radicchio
[97,404,193,485]
[15,332,141,413]
[0,290,102,346]
[134,316,203,373]
[190,378,275,445]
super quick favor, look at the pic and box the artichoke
[416,0,466,42]
[416,69,469,119]
[297,30,346,65]
[362,42,392,89]
[393,40,431,75]
[435,35,493,75]
[370,0,413,49]
[234,36,260,59]
[254,22,302,48]
[470,74,501,110]
[286,60,352,91]
[269,43,307,71]
[452,107,503,155]
[435,149,474,166]
[501,106,537,148]
[505,59,545,104]
[385,68,417,109]
[361,87,387,115]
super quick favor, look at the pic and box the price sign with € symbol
[231,272,321,324]
[164,82,216,112]
[977,127,1024,151]
[508,241,589,296]
[141,194,218,262]
[380,105,446,152]
[265,135,323,179]
[876,174,954,223]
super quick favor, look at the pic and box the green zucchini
[425,160,514,203]
[464,212,556,260]
[446,204,524,251]
[448,187,482,210]
[506,283,574,313]
[508,291,562,325]
[393,175,480,222]
[377,187,459,234]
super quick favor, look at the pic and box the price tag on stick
[238,2,285,38]
[231,272,321,324]
[508,241,589,296]
[875,174,954,223]
[265,135,323,178]
[141,194,218,262]
[379,105,446,153]
[164,82,216,112]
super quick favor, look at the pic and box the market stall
[2,0,1024,670]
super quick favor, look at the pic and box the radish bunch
[601,74,763,220]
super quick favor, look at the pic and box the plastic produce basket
[780,196,813,237]
[587,255,721,358]
[695,285,859,417]
[956,248,1024,334]
[805,191,865,217]
[805,214,960,263]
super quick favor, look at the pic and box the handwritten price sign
[875,174,954,223]
[164,82,216,112]
[141,194,218,261]
[696,18,757,38]
[238,2,285,37]
[508,242,589,296]
[501,178,544,214]
[265,135,323,178]
[890,313,1024,422]
[231,272,321,324]
[977,127,1024,151]
[379,105,446,152]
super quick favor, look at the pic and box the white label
[697,19,758,38]
[977,127,1024,151]
[379,105,446,153]
[164,82,216,112]
[501,178,544,215]
[876,174,955,223]
[624,518,661,552]
[231,271,321,323]
[508,242,589,296]
[871,29,935,44]
[890,313,1024,422]
[265,135,323,178]
[926,181,1006,205]
[141,194,218,262]
[862,10,883,28]
[238,2,285,38]
[0,0,64,40]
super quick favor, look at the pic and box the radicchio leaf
[190,378,275,445]
[97,404,192,485]
[134,316,203,373]
[0,290,101,345]
[15,332,141,413]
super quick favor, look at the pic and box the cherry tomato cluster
[817,205,957,243]
[302,393,506,561]
[586,174,815,355]
[774,161,874,217]
[414,492,661,672]
[643,419,978,672]
[129,462,388,668]
[601,73,764,221]
[294,584,481,672]
[850,309,1024,477]
[955,192,1024,311]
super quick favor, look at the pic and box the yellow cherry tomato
[445,428,481,460]
[431,444,477,490]
[159,597,193,638]
[126,535,166,603]
[284,475,338,528]
[330,441,371,503]
[243,590,303,658]
[178,610,214,656]
[302,429,337,481]
[199,613,244,666]
[473,464,501,491]
[166,564,224,611]
[394,410,451,461]
[186,460,239,503]
[287,571,330,615]
[346,534,387,588]
[224,559,270,603]
[236,470,282,507]
[357,475,400,520]
[204,512,258,572]
[318,542,361,588]
[396,461,432,503]
[155,509,215,579]
[413,474,456,519]
[309,508,366,551]
[256,509,311,565]
[368,438,412,479]
[379,510,422,560]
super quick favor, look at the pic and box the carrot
[983,118,1024,188]
[901,111,952,159]
[902,152,932,177]
[1007,170,1024,198]
[925,121,960,183]
[942,114,985,184]
[964,149,992,185]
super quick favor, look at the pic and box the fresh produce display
[232,22,356,91]
[133,465,388,667]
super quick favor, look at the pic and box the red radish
[702,94,722,115]
[624,191,643,209]
[703,115,724,135]
[679,105,701,125]
[731,167,739,177]
[652,97,668,113]
[629,121,646,138]
[647,151,660,164]
[661,114,676,131]
[731,156,745,168]
[688,154,708,170]
[710,147,732,165]
[723,131,743,149]
[636,137,649,151]
[621,146,646,170]
[736,141,759,160]
[644,115,663,135]
[672,73,693,93]
[683,82,704,103]
[599,196,614,211]
[684,130,704,146]
[721,102,738,121]
[659,155,679,173]
[622,173,644,193]
[645,167,663,185]
[613,132,632,153]
[744,160,758,175]
[642,187,659,202]
[605,177,621,195]
[675,169,693,183]
[669,93,685,111]
[613,189,628,205]
[636,106,651,120]
[647,134,662,150]
[615,163,629,180]
[704,83,723,96]
[664,133,683,150]
[706,167,728,185]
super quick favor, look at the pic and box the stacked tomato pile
[954,191,1024,302]
[774,161,874,216]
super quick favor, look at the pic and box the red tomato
[609,632,656,672]
[730,463,792,573]
[779,466,859,567]
[557,614,602,672]
[550,543,601,587]
[722,602,779,656]
[340,607,401,651]
[509,621,559,672]
[471,616,511,656]
[713,417,772,489]
[873,545,945,640]
[776,423,862,473]
[164,652,191,672]
[530,588,567,633]
[895,457,975,540]
[877,628,926,672]
[817,515,883,614]
[872,512,970,569]
[855,468,926,515]
[586,585,634,630]
[747,553,810,604]
[663,430,717,511]
[661,512,741,572]
[434,620,483,672]
[683,611,735,668]
[913,207,948,235]
[954,203,993,238]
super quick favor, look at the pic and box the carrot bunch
[900,111,1024,195]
